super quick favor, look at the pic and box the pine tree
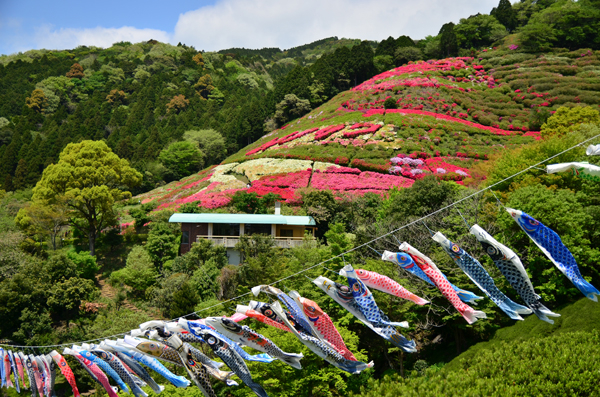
[13,159,27,190]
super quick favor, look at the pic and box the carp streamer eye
[340,286,349,293]
[307,306,316,313]
[207,337,216,345]
[486,246,499,256]
[352,284,360,292]
[452,244,460,253]
[265,309,273,316]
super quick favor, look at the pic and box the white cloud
[32,25,171,50]
[173,0,500,51]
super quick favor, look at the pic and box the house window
[280,229,294,238]
[244,223,272,235]
[214,223,240,236]
[181,231,190,244]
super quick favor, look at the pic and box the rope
[456,208,471,230]
[2,131,597,349]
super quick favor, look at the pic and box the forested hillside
[1,0,600,396]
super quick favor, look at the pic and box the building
[168,211,316,265]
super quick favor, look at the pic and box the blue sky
[0,0,500,56]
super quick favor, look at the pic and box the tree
[15,199,68,250]
[491,0,518,31]
[439,22,459,57]
[231,191,281,214]
[145,222,179,272]
[274,94,311,126]
[106,89,127,104]
[110,245,157,298]
[66,63,85,79]
[373,55,394,73]
[25,89,47,113]
[166,94,189,113]
[384,97,398,110]
[159,141,204,181]
[394,47,424,66]
[12,159,27,190]
[32,140,142,256]
[519,22,557,52]
[454,14,508,49]
[541,106,600,137]
[192,53,205,67]
[194,74,214,98]
[375,36,398,57]
[182,129,227,166]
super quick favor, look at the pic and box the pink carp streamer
[236,306,293,334]
[353,269,429,305]
[296,295,357,361]
[400,243,486,324]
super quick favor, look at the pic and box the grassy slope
[353,298,600,396]
[443,297,600,372]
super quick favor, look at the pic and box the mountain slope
[138,47,600,211]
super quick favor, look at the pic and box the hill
[0,37,376,192]
[136,47,600,213]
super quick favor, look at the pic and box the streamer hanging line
[456,208,471,230]
[1,131,598,350]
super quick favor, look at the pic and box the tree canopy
[32,140,141,255]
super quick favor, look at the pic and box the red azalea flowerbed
[342,123,382,138]
[363,108,520,136]
[353,58,486,93]
[311,167,413,191]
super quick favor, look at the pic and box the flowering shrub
[342,123,382,138]
[314,125,345,140]
[364,109,516,136]
[311,170,413,191]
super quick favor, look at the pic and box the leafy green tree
[274,94,311,126]
[454,14,508,49]
[541,106,600,137]
[396,35,416,48]
[324,222,355,265]
[439,22,459,57]
[491,0,518,31]
[145,221,179,272]
[231,191,281,214]
[373,55,394,73]
[15,199,68,250]
[182,129,227,166]
[32,140,142,256]
[383,97,398,110]
[518,22,557,52]
[159,141,204,181]
[66,249,99,280]
[375,36,398,57]
[394,46,424,66]
[170,281,199,317]
[110,245,157,298]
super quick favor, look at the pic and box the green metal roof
[169,213,316,226]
